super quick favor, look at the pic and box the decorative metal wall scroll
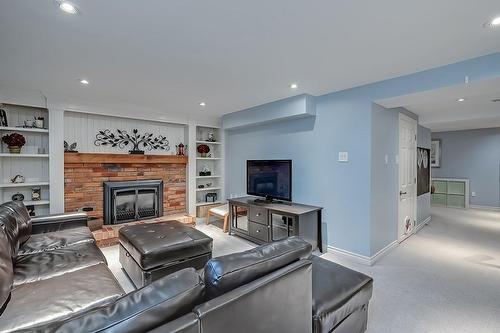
[94,129,170,154]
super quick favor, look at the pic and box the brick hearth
[92,214,196,247]
[64,160,187,230]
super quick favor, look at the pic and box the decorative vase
[176,143,185,156]
[8,146,21,154]
[200,152,207,158]
[35,119,44,129]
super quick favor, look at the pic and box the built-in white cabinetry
[0,104,50,215]
[194,126,224,208]
[431,178,469,209]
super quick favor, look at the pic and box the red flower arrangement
[2,133,26,147]
[197,144,210,157]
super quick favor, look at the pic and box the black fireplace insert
[103,180,163,225]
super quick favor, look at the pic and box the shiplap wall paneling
[0,104,49,154]
[0,133,48,154]
[196,159,221,175]
[64,112,186,154]
[0,104,50,212]
[1,158,49,184]
[1,104,48,129]
[1,186,50,205]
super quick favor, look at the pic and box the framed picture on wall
[417,147,430,196]
[430,139,441,168]
[0,108,8,127]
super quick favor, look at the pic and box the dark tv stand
[253,197,292,205]
[228,196,324,253]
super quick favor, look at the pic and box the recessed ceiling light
[199,102,206,107]
[56,1,79,14]
[483,16,500,28]
[456,98,466,102]
[79,79,89,85]
[290,83,298,89]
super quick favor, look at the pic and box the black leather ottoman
[119,221,213,288]
[311,255,373,333]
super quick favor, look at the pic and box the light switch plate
[385,154,389,164]
[471,192,476,197]
[338,152,349,162]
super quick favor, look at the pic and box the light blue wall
[369,106,428,254]
[225,102,372,255]
[370,104,399,254]
[432,128,500,208]
[224,52,500,257]
[417,125,432,225]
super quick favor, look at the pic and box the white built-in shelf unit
[431,178,469,209]
[196,175,221,179]
[0,103,50,215]
[196,201,223,207]
[195,125,224,207]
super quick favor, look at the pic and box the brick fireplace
[64,153,188,231]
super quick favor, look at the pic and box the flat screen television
[247,160,292,201]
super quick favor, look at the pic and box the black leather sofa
[0,201,373,333]
[0,201,124,332]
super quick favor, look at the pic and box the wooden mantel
[64,152,188,164]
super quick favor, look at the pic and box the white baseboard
[415,216,431,233]
[370,240,398,265]
[326,245,371,265]
[325,217,432,266]
[327,239,398,266]
[470,205,500,211]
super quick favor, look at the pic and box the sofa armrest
[30,212,88,234]
[310,255,373,333]
[195,259,312,333]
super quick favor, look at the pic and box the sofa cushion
[310,255,373,333]
[30,268,204,333]
[119,221,213,270]
[0,227,13,313]
[1,201,32,245]
[13,242,107,286]
[148,313,200,333]
[18,226,95,256]
[0,263,124,332]
[204,236,312,299]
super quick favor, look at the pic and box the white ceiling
[377,77,500,132]
[1,0,500,119]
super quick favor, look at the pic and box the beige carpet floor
[102,207,500,332]
[324,207,500,333]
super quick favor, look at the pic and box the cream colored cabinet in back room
[431,178,469,209]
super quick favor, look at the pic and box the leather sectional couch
[0,201,124,332]
[0,201,373,333]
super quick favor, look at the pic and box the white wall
[49,109,65,213]
[64,111,186,154]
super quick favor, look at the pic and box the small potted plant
[2,133,26,154]
[197,144,210,158]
